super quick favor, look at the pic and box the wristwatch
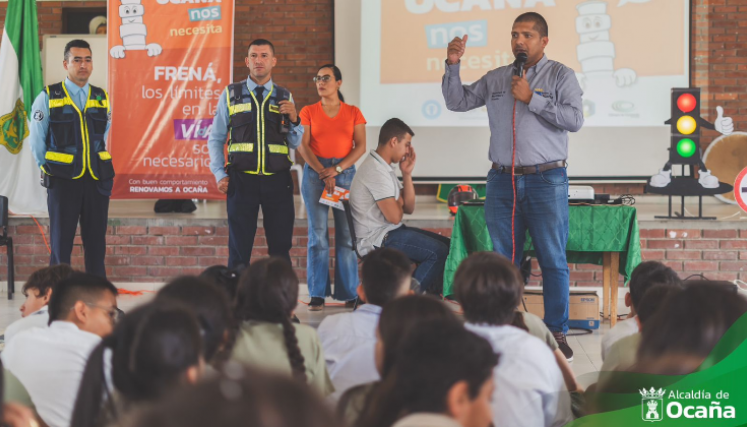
[335,165,343,174]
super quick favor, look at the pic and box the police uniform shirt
[29,77,112,169]
[207,79,304,183]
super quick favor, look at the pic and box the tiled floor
[0,290,606,387]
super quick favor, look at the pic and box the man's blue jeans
[380,225,450,294]
[485,167,570,334]
[301,159,358,301]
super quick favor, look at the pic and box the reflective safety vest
[42,82,115,181]
[226,82,293,175]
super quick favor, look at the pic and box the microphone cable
[511,99,518,265]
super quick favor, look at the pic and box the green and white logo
[640,388,665,422]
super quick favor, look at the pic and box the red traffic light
[677,93,697,113]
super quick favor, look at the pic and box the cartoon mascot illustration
[110,0,162,59]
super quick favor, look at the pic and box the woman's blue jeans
[301,159,359,301]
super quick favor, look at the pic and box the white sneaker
[649,169,672,187]
[698,170,719,189]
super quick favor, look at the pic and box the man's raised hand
[447,35,468,65]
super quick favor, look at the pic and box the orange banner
[107,0,233,199]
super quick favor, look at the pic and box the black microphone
[279,94,291,134]
[514,52,528,77]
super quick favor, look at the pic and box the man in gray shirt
[349,119,450,294]
[442,12,583,361]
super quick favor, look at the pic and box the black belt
[492,161,565,176]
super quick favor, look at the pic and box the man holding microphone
[442,12,583,361]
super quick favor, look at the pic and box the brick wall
[526,227,747,287]
[2,220,746,284]
[0,221,453,283]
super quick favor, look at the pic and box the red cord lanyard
[511,99,518,265]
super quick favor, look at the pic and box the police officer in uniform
[29,40,114,278]
[208,39,303,268]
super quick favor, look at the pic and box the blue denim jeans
[485,167,570,334]
[301,159,358,301]
[380,225,450,294]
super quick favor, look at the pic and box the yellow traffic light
[677,116,696,135]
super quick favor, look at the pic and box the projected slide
[360,0,689,128]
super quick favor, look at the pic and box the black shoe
[552,331,574,362]
[308,297,325,311]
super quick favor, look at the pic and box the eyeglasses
[84,302,125,323]
[312,75,333,83]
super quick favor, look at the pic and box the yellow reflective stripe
[260,86,273,175]
[249,90,262,174]
[49,98,74,109]
[45,151,74,164]
[267,144,288,155]
[61,84,89,179]
[228,103,252,115]
[268,104,280,114]
[85,99,109,110]
[98,151,112,160]
[83,88,99,180]
[228,143,254,153]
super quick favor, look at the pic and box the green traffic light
[677,138,697,158]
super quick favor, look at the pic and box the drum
[703,132,747,204]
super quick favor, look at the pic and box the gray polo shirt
[349,150,403,255]
[442,54,584,167]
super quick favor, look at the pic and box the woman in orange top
[298,65,367,311]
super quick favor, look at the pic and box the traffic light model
[664,89,711,166]
[649,88,735,189]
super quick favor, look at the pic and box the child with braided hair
[230,257,334,395]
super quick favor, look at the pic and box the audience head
[637,281,747,375]
[21,264,75,317]
[376,294,457,376]
[315,64,344,102]
[362,319,498,427]
[377,118,413,163]
[47,273,118,337]
[128,363,341,427]
[71,302,203,427]
[235,257,306,381]
[157,276,234,365]
[627,261,681,314]
[359,248,413,307]
[634,284,682,328]
[199,265,240,302]
[454,252,523,326]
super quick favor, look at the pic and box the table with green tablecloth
[444,204,642,326]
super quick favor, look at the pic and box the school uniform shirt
[4,306,50,343]
[317,304,382,373]
[392,413,462,427]
[231,320,334,396]
[601,316,638,361]
[600,333,640,373]
[326,340,379,402]
[1,321,102,427]
[465,323,573,427]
